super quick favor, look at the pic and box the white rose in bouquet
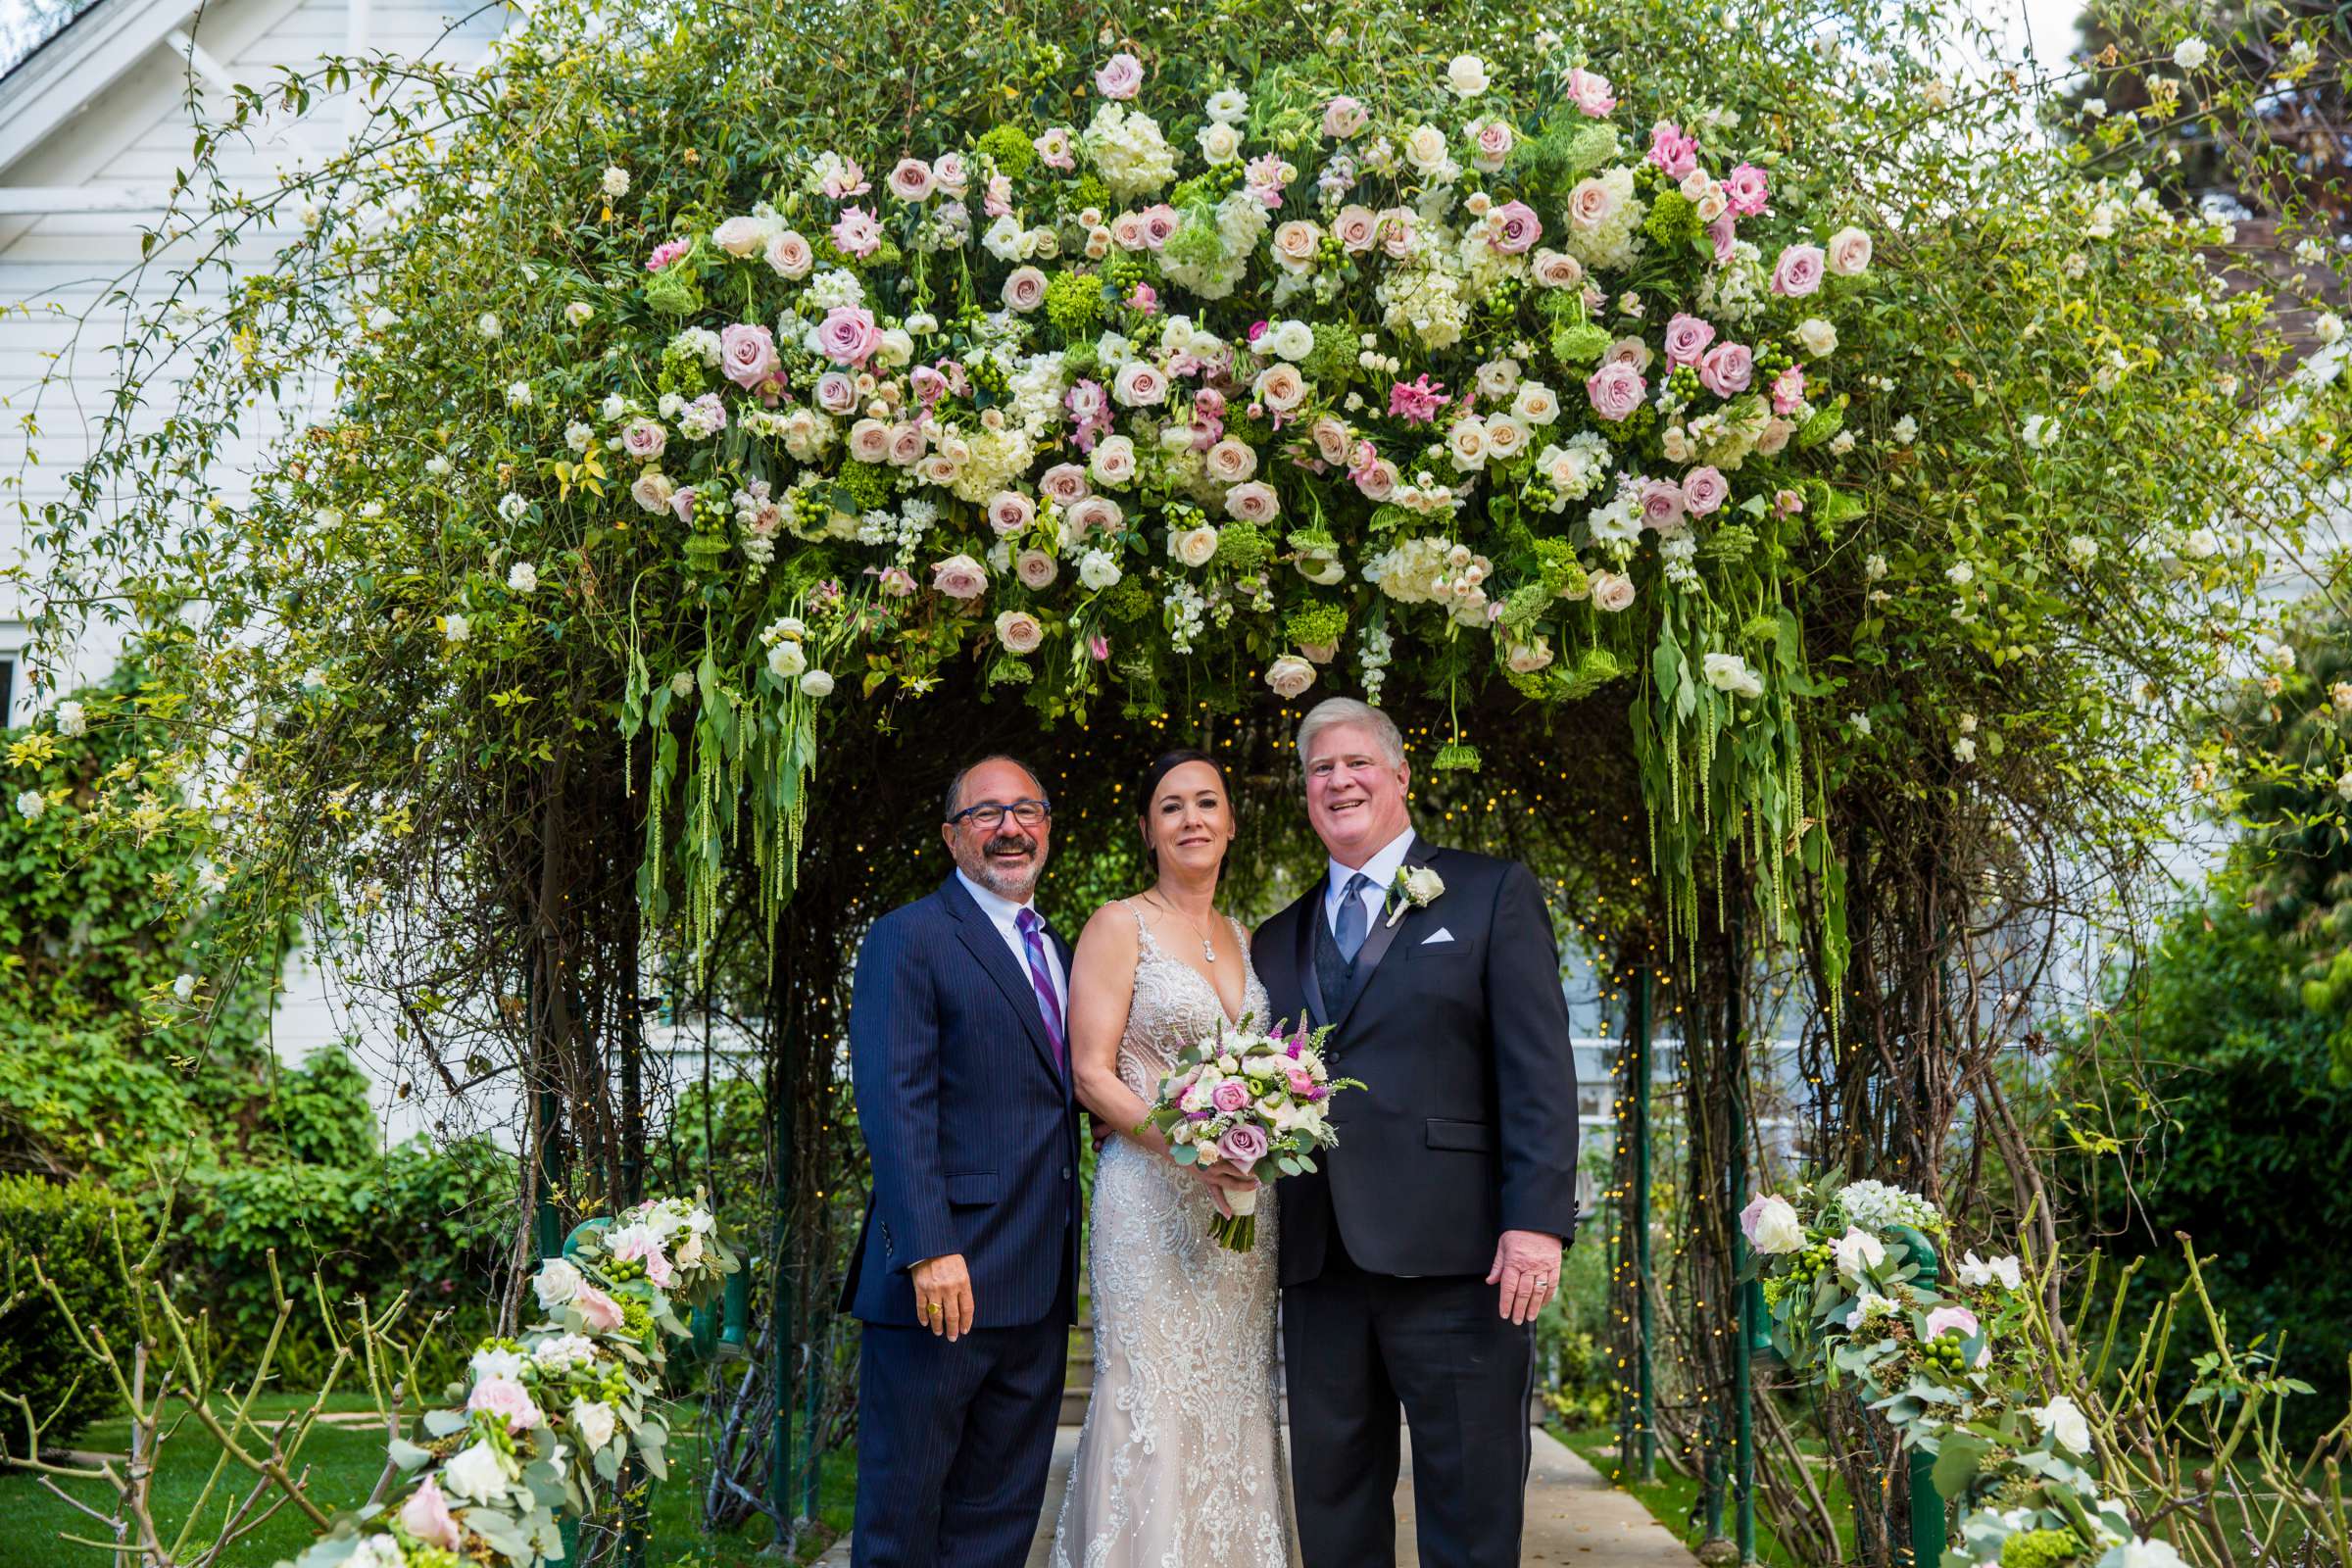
[441,1440,513,1503]
[1740,1194,1805,1254]
[1830,1225,1885,1282]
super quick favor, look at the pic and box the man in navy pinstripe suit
[842,755,1081,1568]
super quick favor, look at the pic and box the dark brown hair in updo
[1137,748,1233,872]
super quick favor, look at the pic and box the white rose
[1265,656,1318,700]
[533,1258,584,1309]
[1446,53,1490,97]
[570,1398,618,1452]
[442,613,470,645]
[1079,549,1123,590]
[1701,652,1764,700]
[1446,418,1490,471]
[1829,1225,1885,1281]
[1264,319,1315,362]
[1794,318,1838,358]
[1171,525,1221,567]
[55,701,87,737]
[1198,121,1243,165]
[440,1440,511,1504]
[14,789,44,821]
[1748,1197,1805,1254]
[601,165,630,198]
[507,562,538,594]
[767,641,808,679]
[2031,1394,2092,1455]
[2172,37,2209,70]
[1511,383,1560,425]
[1402,123,1452,173]
[800,670,835,698]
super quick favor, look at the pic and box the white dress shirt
[1324,827,1417,939]
[956,868,1069,1018]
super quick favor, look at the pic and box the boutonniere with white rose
[1383,864,1445,928]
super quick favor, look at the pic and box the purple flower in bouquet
[1219,1123,1270,1164]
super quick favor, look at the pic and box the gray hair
[944,754,1049,820]
[1295,698,1405,767]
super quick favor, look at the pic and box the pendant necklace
[1150,891,1219,964]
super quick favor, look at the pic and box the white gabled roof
[0,0,205,176]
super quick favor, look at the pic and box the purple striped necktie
[1014,906,1067,1074]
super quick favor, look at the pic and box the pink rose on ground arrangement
[718,323,778,390]
[1772,242,1827,296]
[1587,361,1647,421]
[1095,52,1145,99]
[399,1477,462,1551]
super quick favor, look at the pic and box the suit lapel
[1330,838,1440,1032]
[1287,891,1330,1029]
[940,875,1063,1085]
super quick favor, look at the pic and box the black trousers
[851,1299,1068,1568]
[1282,1238,1536,1568]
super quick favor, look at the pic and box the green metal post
[1889,1225,1948,1566]
[1630,965,1655,1484]
[802,1323,823,1522]
[768,1012,797,1544]
[1730,1014,1755,1565]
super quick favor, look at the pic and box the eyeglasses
[946,798,1052,830]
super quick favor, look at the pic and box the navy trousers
[851,1301,1068,1568]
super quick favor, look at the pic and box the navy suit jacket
[840,874,1081,1329]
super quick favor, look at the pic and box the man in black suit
[1251,698,1581,1568]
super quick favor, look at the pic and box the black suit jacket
[1252,836,1580,1286]
[839,874,1082,1328]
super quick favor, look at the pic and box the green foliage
[0,1176,149,1449]
[2064,894,2352,1447]
[1998,1528,2088,1568]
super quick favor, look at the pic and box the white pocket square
[1420,927,1455,946]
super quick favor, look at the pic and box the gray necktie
[1333,871,1374,963]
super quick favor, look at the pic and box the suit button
[1061,1167,1072,1180]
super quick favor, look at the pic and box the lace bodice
[1051,901,1296,1568]
[1114,901,1270,1099]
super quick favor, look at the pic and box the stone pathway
[820,1424,1694,1566]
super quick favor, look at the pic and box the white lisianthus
[1263,319,1315,361]
[1079,549,1123,590]
[800,670,835,699]
[2031,1394,2093,1455]
[1701,652,1764,700]
[441,1441,512,1503]
[1829,1225,1885,1281]
[1843,1290,1898,1330]
[2119,1539,2187,1568]
[570,1397,618,1452]
[470,1346,527,1382]
[1955,1250,2023,1291]
[1205,88,1248,123]
[767,640,808,680]
[508,562,539,593]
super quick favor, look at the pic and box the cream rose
[1015,549,1058,589]
[1827,225,1874,275]
[995,610,1046,654]
[1333,204,1378,252]
[1252,363,1307,413]
[1204,438,1258,484]
[1265,655,1318,700]
[1090,434,1139,486]
[1223,480,1281,523]
[1590,568,1637,612]
[763,229,813,277]
[1002,266,1048,312]
[1112,360,1168,407]
[932,554,989,599]
[1170,524,1221,567]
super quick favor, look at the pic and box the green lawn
[1554,1422,1858,1568]
[0,1393,855,1568]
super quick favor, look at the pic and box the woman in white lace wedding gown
[1051,752,1298,1568]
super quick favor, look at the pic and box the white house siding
[0,0,508,1139]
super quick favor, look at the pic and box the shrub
[0,1175,150,1451]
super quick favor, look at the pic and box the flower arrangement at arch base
[277,1195,739,1568]
[1741,1178,2196,1568]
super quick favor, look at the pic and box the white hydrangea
[1696,238,1769,322]
[1363,536,1455,603]
[668,325,724,366]
[1081,103,1179,200]
[1376,264,1469,351]
[806,269,866,312]
[1836,1179,1942,1234]
[1561,167,1645,271]
[947,426,1037,503]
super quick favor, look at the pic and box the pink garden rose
[1682,466,1730,514]
[1771,365,1807,416]
[1724,163,1772,217]
[1564,68,1616,118]
[1218,1122,1270,1164]
[1094,52,1145,100]
[1708,211,1738,265]
[886,157,936,202]
[719,323,779,391]
[620,417,667,461]
[984,172,1013,218]
[1586,360,1647,421]
[815,306,883,368]
[830,206,882,260]
[1352,456,1399,502]
[986,491,1036,536]
[1827,225,1873,275]
[1141,205,1180,247]
[885,422,927,467]
[932,152,969,197]
[1469,118,1515,172]
[1925,1304,1980,1341]
[1647,121,1698,178]
[1590,568,1638,612]
[1002,267,1048,313]
[995,611,1045,655]
[1638,478,1687,531]
[1211,1080,1250,1114]
[763,229,812,278]
[1663,312,1717,368]
[1699,341,1754,398]
[1771,243,1827,297]
[1488,200,1542,254]
[1223,480,1281,523]
[932,554,989,600]
[644,237,692,271]
[400,1477,463,1551]
[1332,204,1377,252]
[1015,549,1058,589]
[1065,495,1124,537]
[1038,463,1091,504]
[846,418,891,464]
[1322,95,1367,138]
[668,486,698,524]
[467,1376,543,1430]
[1113,360,1168,407]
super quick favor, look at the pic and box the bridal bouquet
[1140,1016,1360,1250]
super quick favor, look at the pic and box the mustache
[983,835,1036,857]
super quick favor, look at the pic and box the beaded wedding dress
[1049,904,1298,1568]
